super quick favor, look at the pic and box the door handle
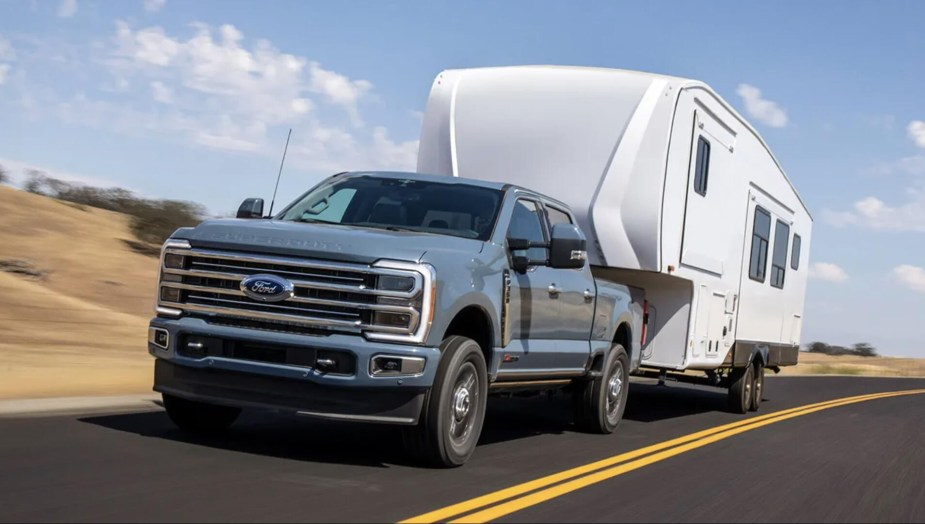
[547,284,560,298]
[584,289,594,303]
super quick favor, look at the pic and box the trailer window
[546,206,572,226]
[693,136,711,196]
[791,234,801,270]
[749,207,771,282]
[771,220,790,289]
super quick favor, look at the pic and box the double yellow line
[401,389,925,523]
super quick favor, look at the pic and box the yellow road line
[402,389,925,524]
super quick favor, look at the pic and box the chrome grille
[157,246,425,336]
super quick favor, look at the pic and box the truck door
[502,198,561,374]
[543,203,595,369]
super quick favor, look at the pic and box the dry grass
[0,186,157,399]
[777,352,925,378]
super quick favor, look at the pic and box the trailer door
[680,108,737,278]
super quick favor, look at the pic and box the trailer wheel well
[443,306,493,365]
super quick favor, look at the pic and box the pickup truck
[149,171,644,466]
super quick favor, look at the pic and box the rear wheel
[574,344,630,434]
[727,364,754,414]
[404,336,488,467]
[749,361,765,412]
[162,394,241,434]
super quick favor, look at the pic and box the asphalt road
[1,376,924,523]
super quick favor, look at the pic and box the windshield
[278,175,503,241]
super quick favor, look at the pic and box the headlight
[377,274,416,292]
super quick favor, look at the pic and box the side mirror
[236,198,265,219]
[549,223,587,269]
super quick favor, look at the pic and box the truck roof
[341,171,570,209]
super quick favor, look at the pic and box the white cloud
[824,187,925,232]
[908,120,925,149]
[57,0,77,18]
[863,155,925,178]
[0,64,9,85]
[143,0,166,13]
[308,62,372,126]
[736,84,788,128]
[894,264,925,293]
[809,262,849,283]
[150,80,172,103]
[0,36,14,61]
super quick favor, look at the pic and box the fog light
[373,311,411,328]
[148,327,169,350]
[160,286,182,302]
[370,355,425,376]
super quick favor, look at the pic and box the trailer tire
[403,336,488,468]
[749,361,765,412]
[727,364,754,415]
[574,343,629,434]
[162,394,241,434]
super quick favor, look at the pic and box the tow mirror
[236,198,265,219]
[511,255,530,274]
[507,237,531,251]
[549,223,587,269]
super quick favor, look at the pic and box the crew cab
[149,171,643,466]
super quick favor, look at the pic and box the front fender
[421,245,506,349]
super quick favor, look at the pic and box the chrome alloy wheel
[606,360,625,421]
[448,363,479,447]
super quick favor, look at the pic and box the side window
[546,206,572,226]
[791,234,802,270]
[507,199,548,262]
[771,220,790,289]
[693,136,711,196]
[748,207,771,282]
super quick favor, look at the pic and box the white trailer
[417,65,812,411]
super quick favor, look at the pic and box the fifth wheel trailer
[416,65,813,412]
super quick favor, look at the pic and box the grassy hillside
[0,186,157,398]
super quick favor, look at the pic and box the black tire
[727,364,754,414]
[749,361,765,412]
[162,394,241,434]
[574,344,630,434]
[404,336,488,467]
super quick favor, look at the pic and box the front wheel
[162,394,241,434]
[404,336,488,467]
[574,343,630,434]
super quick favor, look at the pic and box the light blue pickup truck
[148,171,644,466]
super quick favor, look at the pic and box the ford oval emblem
[240,274,295,303]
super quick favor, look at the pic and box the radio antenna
[267,128,292,217]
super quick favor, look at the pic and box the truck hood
[174,218,484,265]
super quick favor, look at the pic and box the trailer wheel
[162,394,241,434]
[574,343,629,434]
[727,364,754,414]
[403,336,488,467]
[749,361,765,412]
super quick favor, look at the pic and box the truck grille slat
[158,247,423,336]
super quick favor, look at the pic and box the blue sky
[1,1,924,356]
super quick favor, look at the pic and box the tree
[23,169,48,194]
[807,341,829,354]
[853,342,878,357]
[0,164,7,185]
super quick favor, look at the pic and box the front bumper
[149,316,440,424]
